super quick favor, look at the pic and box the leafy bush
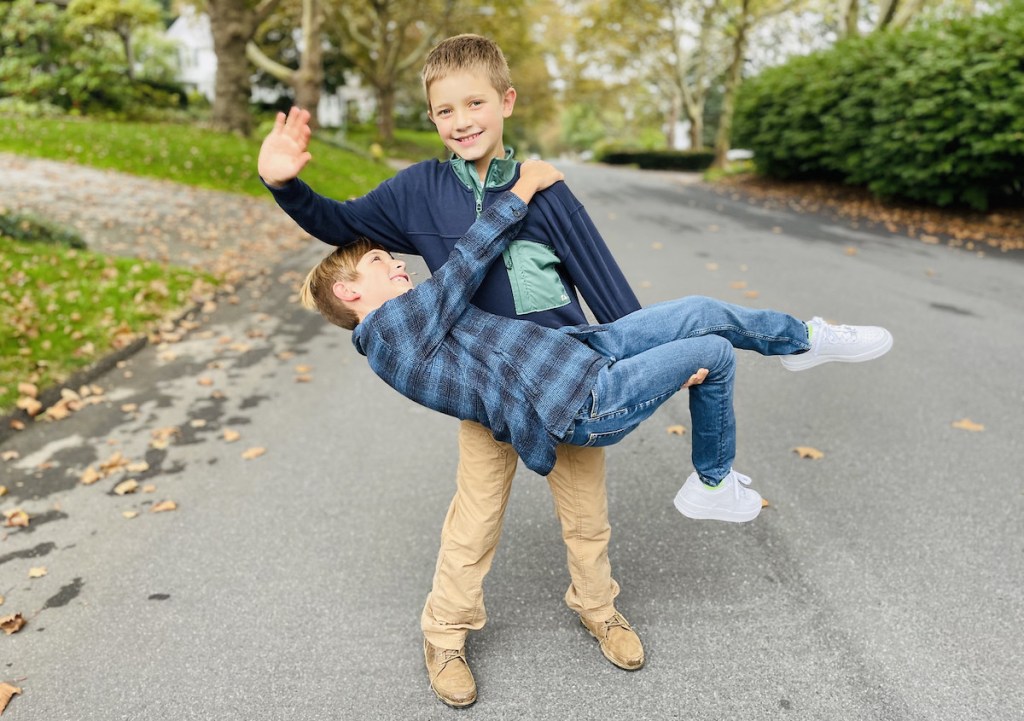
[598,148,716,171]
[733,2,1024,210]
[0,211,86,249]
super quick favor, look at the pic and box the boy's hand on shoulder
[258,107,313,188]
[511,160,565,204]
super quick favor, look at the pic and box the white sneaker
[780,316,893,371]
[673,469,762,523]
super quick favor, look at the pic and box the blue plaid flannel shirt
[351,191,611,476]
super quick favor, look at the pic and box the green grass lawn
[0,115,396,201]
[0,113,399,416]
[0,236,217,414]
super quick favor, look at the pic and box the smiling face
[427,70,516,180]
[334,248,413,319]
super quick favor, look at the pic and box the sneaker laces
[727,469,753,501]
[813,318,858,346]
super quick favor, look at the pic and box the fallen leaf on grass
[15,397,42,416]
[28,567,46,579]
[2,510,29,528]
[223,429,241,443]
[951,418,984,432]
[17,382,38,398]
[793,446,825,460]
[0,681,21,715]
[0,614,25,635]
[241,447,266,460]
[666,425,687,436]
[151,500,177,513]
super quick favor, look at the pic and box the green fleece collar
[450,148,518,191]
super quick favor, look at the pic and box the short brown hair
[421,34,512,106]
[300,238,382,330]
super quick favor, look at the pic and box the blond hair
[421,34,512,107]
[300,238,381,331]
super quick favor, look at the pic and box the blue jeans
[565,296,810,484]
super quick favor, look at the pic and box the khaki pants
[421,420,620,650]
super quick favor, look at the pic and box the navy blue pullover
[266,158,641,327]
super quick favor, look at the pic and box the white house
[165,6,373,129]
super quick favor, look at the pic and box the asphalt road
[2,161,1022,721]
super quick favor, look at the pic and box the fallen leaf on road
[126,462,149,473]
[9,420,25,431]
[744,291,760,299]
[793,446,825,460]
[151,500,177,513]
[197,377,214,387]
[0,614,25,635]
[952,418,984,432]
[80,466,102,485]
[2,510,29,528]
[142,484,157,493]
[190,419,207,428]
[0,595,4,606]
[99,451,128,474]
[0,487,6,497]
[761,498,770,508]
[121,403,138,413]
[223,429,241,443]
[28,567,47,579]
[0,680,21,714]
[1,451,18,462]
[729,281,748,290]
[295,375,312,383]
[277,351,296,360]
[666,425,687,436]
[122,511,139,520]
[114,479,139,496]
[295,365,313,374]
[845,246,858,256]
[242,447,266,460]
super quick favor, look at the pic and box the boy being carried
[301,159,893,524]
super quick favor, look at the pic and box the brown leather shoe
[423,638,477,708]
[580,611,645,670]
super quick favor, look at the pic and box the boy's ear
[501,87,517,118]
[332,281,360,303]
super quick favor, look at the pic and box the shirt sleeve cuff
[490,190,528,222]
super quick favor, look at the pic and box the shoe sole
[781,331,893,371]
[429,687,477,709]
[673,489,762,522]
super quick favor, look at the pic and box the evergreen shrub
[733,2,1024,210]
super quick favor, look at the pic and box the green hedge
[0,211,86,248]
[598,149,716,171]
[733,2,1024,210]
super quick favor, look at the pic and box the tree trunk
[713,1,750,168]
[376,85,396,142]
[689,113,704,150]
[293,0,323,130]
[208,0,255,135]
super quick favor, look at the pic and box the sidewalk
[0,152,311,284]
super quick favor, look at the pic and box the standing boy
[258,35,644,707]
